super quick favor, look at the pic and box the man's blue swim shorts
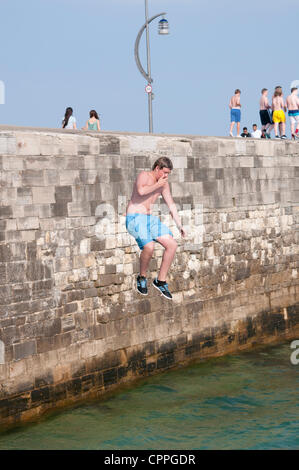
[230,108,241,123]
[126,213,173,250]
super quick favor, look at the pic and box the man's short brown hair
[261,88,268,93]
[291,87,298,93]
[235,89,241,94]
[152,157,173,171]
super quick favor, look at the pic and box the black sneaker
[152,278,173,300]
[275,135,280,139]
[280,135,287,140]
[136,275,148,295]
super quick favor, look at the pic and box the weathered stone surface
[0,128,298,429]
[13,340,36,361]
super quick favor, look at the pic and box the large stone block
[16,134,41,156]
[67,201,91,217]
[21,170,45,187]
[16,217,40,230]
[192,140,219,157]
[32,186,55,204]
[13,340,36,361]
[0,134,17,155]
[99,136,120,155]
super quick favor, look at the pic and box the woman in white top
[62,107,77,129]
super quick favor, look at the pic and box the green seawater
[0,342,298,450]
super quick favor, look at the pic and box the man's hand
[156,174,168,188]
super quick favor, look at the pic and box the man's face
[293,89,298,96]
[156,167,171,180]
[243,129,248,134]
[253,125,257,132]
[264,91,268,97]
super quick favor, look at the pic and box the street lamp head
[158,18,169,35]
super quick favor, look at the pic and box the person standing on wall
[229,89,242,138]
[272,86,287,139]
[62,107,77,129]
[286,87,299,140]
[259,88,274,139]
[126,157,186,300]
[82,110,101,131]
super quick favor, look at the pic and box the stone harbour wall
[0,127,299,428]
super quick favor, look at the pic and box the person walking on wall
[286,87,299,140]
[62,107,77,129]
[229,89,242,138]
[82,110,101,131]
[272,86,287,139]
[259,88,274,138]
[126,157,186,300]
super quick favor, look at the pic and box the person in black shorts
[259,88,274,139]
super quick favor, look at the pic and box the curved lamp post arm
[134,12,166,84]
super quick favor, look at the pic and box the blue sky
[0,0,298,136]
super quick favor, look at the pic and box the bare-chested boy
[229,89,242,138]
[272,86,287,139]
[286,87,299,140]
[126,157,186,300]
[259,88,274,138]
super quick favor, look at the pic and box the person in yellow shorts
[272,86,287,139]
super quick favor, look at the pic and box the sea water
[0,342,298,450]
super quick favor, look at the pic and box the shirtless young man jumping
[126,157,186,300]
[286,87,299,140]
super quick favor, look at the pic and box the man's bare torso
[260,95,270,110]
[286,94,299,111]
[229,95,241,109]
[126,171,163,215]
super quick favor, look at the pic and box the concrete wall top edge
[1,125,299,144]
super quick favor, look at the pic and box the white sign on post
[145,84,152,94]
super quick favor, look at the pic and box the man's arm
[236,96,241,107]
[136,171,167,197]
[162,183,186,237]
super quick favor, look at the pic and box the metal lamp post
[134,0,169,133]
